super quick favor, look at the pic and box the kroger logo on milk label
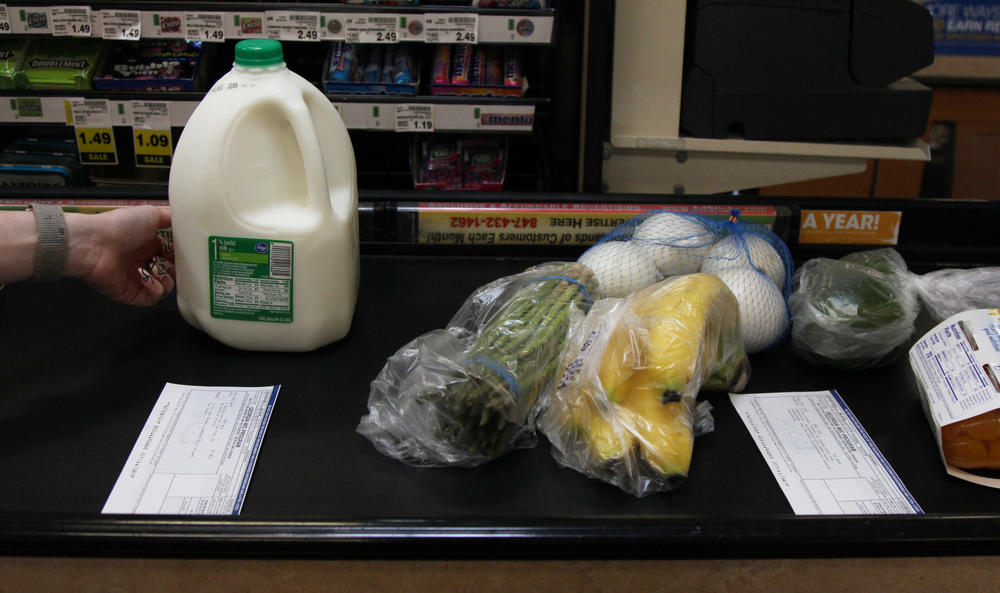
[255,242,268,254]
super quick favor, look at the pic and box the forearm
[0,208,99,284]
[0,209,41,283]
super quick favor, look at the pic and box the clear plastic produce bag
[789,248,920,370]
[538,273,750,497]
[791,247,1000,370]
[911,267,1000,322]
[358,262,597,467]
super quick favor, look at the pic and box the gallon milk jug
[169,39,358,351]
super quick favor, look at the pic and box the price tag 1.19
[0,5,12,34]
[51,5,92,37]
[131,101,172,168]
[101,10,141,41]
[185,12,225,42]
[345,14,399,44]
[265,11,319,41]
[71,99,118,165]
[425,13,478,44]
[396,104,434,133]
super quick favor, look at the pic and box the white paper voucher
[729,389,921,515]
[102,383,279,515]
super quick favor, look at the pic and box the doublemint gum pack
[0,37,27,89]
[22,38,104,90]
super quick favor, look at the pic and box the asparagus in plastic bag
[358,262,596,467]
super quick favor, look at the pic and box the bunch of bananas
[542,273,749,496]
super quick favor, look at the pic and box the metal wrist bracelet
[28,202,67,282]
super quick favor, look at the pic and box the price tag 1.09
[131,101,172,168]
[71,99,118,165]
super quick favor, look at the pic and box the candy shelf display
[0,1,585,193]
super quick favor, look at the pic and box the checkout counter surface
[2,251,999,561]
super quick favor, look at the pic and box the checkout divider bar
[1,190,998,268]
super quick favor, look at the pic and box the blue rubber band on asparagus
[464,355,522,400]
[533,275,592,305]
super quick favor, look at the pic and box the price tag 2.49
[396,105,434,132]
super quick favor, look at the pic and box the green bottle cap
[234,39,284,67]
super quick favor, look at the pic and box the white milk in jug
[169,39,358,351]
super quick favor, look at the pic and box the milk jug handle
[283,98,329,213]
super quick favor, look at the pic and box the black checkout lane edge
[2,193,1000,559]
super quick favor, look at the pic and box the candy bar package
[95,40,210,92]
[431,44,526,97]
[0,37,28,89]
[413,136,508,191]
[323,41,418,95]
[22,38,105,90]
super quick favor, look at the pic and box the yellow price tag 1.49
[133,128,172,167]
[75,127,118,165]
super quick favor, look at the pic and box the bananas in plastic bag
[539,273,750,497]
[358,262,596,467]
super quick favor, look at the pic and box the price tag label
[319,13,348,41]
[51,5,92,37]
[133,129,172,167]
[101,10,141,40]
[265,11,319,41]
[149,12,185,39]
[185,12,225,42]
[397,14,425,42]
[71,99,118,165]
[131,101,172,168]
[0,5,12,34]
[396,104,434,132]
[345,13,399,43]
[425,13,478,44]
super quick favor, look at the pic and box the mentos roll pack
[324,41,417,95]
[431,44,525,97]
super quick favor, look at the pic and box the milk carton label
[209,236,293,323]
[909,309,1000,427]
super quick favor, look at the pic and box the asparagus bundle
[436,263,597,458]
[359,262,596,467]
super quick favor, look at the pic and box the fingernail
[147,258,168,278]
[138,267,153,283]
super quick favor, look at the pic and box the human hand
[65,206,175,306]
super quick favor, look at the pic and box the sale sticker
[798,210,902,245]
[131,101,171,168]
[71,99,118,165]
